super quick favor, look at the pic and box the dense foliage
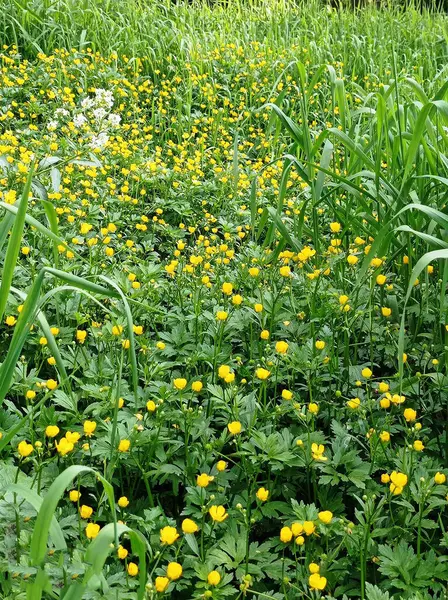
[0,1,448,599]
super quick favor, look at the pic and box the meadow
[0,0,448,598]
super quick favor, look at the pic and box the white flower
[81,97,94,109]
[54,108,69,118]
[47,120,58,131]
[89,132,109,150]
[93,107,107,121]
[73,114,87,128]
[108,113,121,126]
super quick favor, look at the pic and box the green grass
[0,0,448,598]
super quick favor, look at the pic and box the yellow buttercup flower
[197,473,214,487]
[18,441,33,457]
[118,439,130,452]
[181,518,199,534]
[309,573,327,590]
[83,420,97,437]
[256,367,270,380]
[155,576,169,592]
[256,487,269,502]
[79,505,93,519]
[318,511,333,524]
[280,526,293,543]
[166,562,182,580]
[209,505,228,522]
[207,571,221,586]
[173,378,187,390]
[45,425,60,438]
[85,523,100,539]
[160,526,179,545]
[228,421,242,435]
[275,341,288,354]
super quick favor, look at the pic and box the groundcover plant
[0,0,447,598]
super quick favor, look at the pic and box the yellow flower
[117,545,128,559]
[56,437,74,456]
[308,402,319,414]
[361,367,372,378]
[256,367,270,380]
[309,573,327,590]
[216,460,227,472]
[260,329,270,340]
[291,522,303,536]
[118,439,131,452]
[403,408,416,422]
[155,576,169,592]
[318,511,333,524]
[46,379,58,390]
[282,389,293,400]
[181,518,199,534]
[381,307,392,317]
[380,431,390,443]
[254,303,263,313]
[18,441,33,457]
[66,431,81,444]
[339,294,349,305]
[279,265,291,277]
[248,267,260,277]
[218,365,231,379]
[309,563,320,574]
[222,282,233,295]
[381,473,390,484]
[160,526,179,545]
[207,571,221,586]
[378,382,389,393]
[256,487,269,502]
[280,526,293,543]
[112,325,123,336]
[413,440,424,452]
[156,341,166,350]
[347,254,358,265]
[330,222,341,233]
[79,505,93,519]
[191,381,203,392]
[167,562,183,581]
[69,490,80,502]
[126,561,138,576]
[275,341,288,354]
[434,472,446,484]
[173,378,187,390]
[295,535,305,545]
[216,310,228,321]
[5,315,17,326]
[389,471,408,495]
[146,400,157,412]
[311,443,327,461]
[228,421,242,435]
[347,397,360,410]
[197,473,214,488]
[303,521,316,536]
[45,425,60,438]
[85,523,100,539]
[83,420,97,437]
[209,505,228,522]
[118,496,129,508]
[232,294,243,305]
[376,274,387,285]
[76,330,87,344]
[315,340,325,350]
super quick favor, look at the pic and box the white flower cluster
[44,88,121,150]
